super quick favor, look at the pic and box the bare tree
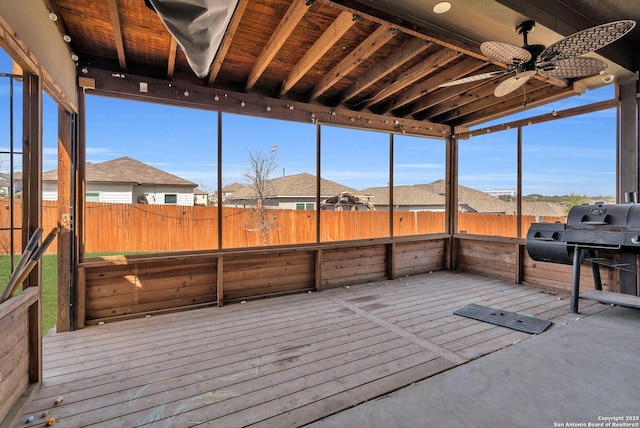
[243,149,278,245]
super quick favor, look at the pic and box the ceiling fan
[439,19,636,97]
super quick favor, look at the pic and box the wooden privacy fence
[0,199,565,254]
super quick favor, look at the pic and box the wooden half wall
[454,234,619,293]
[0,289,40,426]
[78,235,449,325]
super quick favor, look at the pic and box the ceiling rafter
[334,37,432,107]
[208,0,250,86]
[167,36,177,80]
[402,65,504,117]
[107,0,127,72]
[279,10,357,98]
[433,82,553,124]
[417,80,504,121]
[363,48,459,110]
[307,24,397,101]
[244,0,310,92]
[455,85,575,126]
[381,57,487,114]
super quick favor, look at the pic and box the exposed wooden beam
[279,11,356,98]
[107,0,127,72]
[334,37,432,106]
[244,0,310,91]
[429,80,519,123]
[208,0,250,86]
[416,79,502,121]
[84,67,451,138]
[308,24,397,101]
[402,65,503,118]
[363,47,459,110]
[452,85,575,127]
[167,36,177,80]
[455,98,618,139]
[381,57,487,113]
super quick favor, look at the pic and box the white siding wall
[88,184,132,204]
[43,183,57,201]
[138,186,194,206]
[44,183,194,206]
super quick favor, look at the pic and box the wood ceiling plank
[335,37,432,106]
[244,0,310,91]
[363,48,459,110]
[167,36,177,80]
[208,0,250,86]
[107,0,127,72]
[381,57,487,114]
[279,10,356,98]
[308,24,397,101]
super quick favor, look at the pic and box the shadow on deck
[24,271,610,427]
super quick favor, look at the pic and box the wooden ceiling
[46,0,638,136]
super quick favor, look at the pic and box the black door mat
[454,303,552,334]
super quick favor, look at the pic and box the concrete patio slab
[309,305,640,428]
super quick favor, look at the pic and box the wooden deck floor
[23,271,608,427]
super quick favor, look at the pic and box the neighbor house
[42,156,197,206]
[363,180,515,213]
[0,172,21,197]
[225,172,361,210]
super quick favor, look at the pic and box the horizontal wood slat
[22,271,609,426]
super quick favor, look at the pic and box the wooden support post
[216,256,224,307]
[515,243,523,284]
[387,242,395,280]
[315,123,321,243]
[75,90,86,329]
[445,131,458,270]
[617,77,639,295]
[217,111,223,249]
[57,106,72,332]
[389,133,394,238]
[315,249,323,291]
[23,73,42,383]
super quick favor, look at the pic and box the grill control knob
[632,235,640,244]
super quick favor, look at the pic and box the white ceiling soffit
[146,0,238,78]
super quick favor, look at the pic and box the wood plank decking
[23,271,608,427]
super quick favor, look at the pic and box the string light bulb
[240,100,245,107]
[266,105,271,112]
[214,94,219,101]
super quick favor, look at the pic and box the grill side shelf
[580,290,640,309]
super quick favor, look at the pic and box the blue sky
[0,49,617,196]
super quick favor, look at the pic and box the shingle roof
[361,185,445,206]
[420,180,511,213]
[507,201,567,217]
[222,182,248,193]
[229,172,360,199]
[42,156,196,187]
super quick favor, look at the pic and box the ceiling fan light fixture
[433,2,451,14]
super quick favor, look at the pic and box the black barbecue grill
[526,202,640,312]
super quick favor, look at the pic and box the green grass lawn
[1,254,58,335]
[2,252,151,335]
